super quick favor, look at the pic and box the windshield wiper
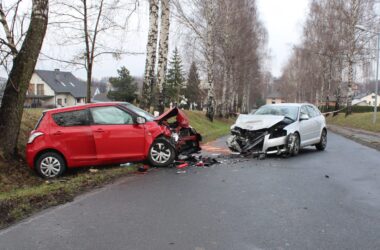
[284,116,295,122]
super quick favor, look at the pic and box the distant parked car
[26,103,201,178]
[227,103,327,156]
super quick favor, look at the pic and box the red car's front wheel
[148,138,175,167]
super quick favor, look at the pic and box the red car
[26,103,201,178]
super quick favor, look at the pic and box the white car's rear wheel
[316,129,327,151]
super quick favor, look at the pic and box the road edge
[327,125,380,152]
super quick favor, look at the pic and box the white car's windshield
[255,105,299,121]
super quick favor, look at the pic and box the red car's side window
[52,110,89,127]
[90,106,134,125]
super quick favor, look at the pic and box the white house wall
[56,94,77,107]
[30,73,55,96]
[360,93,380,107]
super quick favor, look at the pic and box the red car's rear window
[34,112,46,130]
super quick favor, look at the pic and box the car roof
[44,102,129,114]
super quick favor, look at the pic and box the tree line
[278,0,377,115]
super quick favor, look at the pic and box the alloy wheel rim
[40,156,61,177]
[151,143,171,164]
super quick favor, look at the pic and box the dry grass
[326,112,380,133]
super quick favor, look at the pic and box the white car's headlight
[28,131,44,144]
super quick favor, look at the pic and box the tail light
[27,131,44,144]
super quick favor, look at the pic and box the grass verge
[0,164,137,229]
[183,110,234,142]
[326,112,380,133]
[0,108,233,229]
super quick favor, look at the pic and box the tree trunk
[142,0,160,110]
[86,64,92,103]
[205,0,216,121]
[156,0,171,114]
[0,0,49,159]
[346,59,354,116]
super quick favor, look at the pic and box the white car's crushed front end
[226,114,297,156]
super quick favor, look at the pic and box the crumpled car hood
[232,114,286,131]
[154,107,190,128]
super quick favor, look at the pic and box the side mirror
[136,117,146,125]
[300,113,309,121]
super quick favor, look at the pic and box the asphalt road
[1,132,380,250]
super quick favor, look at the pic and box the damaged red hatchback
[26,103,201,178]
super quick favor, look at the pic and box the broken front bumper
[227,134,290,155]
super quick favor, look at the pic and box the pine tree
[165,47,185,106]
[108,67,138,102]
[184,62,201,110]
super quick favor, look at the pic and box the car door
[298,105,314,145]
[90,106,146,162]
[51,109,97,165]
[306,105,322,140]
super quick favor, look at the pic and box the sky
[2,0,310,80]
[257,0,309,77]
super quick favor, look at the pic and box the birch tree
[156,0,171,114]
[0,0,49,159]
[173,0,217,120]
[141,0,159,110]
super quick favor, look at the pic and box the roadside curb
[327,124,380,152]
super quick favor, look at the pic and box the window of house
[90,106,133,125]
[57,98,62,106]
[37,84,44,95]
[53,110,89,127]
[77,98,81,103]
[64,98,67,104]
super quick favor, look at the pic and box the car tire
[316,129,327,151]
[148,138,176,167]
[35,152,66,178]
[291,133,300,156]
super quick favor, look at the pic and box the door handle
[53,131,63,136]
[95,128,105,133]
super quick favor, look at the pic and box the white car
[227,103,327,156]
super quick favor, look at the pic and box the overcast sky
[257,0,309,77]
[3,0,310,80]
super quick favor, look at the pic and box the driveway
[1,132,380,250]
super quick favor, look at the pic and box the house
[352,92,380,107]
[266,90,285,104]
[25,69,87,108]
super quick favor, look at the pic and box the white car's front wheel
[291,133,300,156]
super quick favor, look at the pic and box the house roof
[353,93,368,100]
[35,70,87,98]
